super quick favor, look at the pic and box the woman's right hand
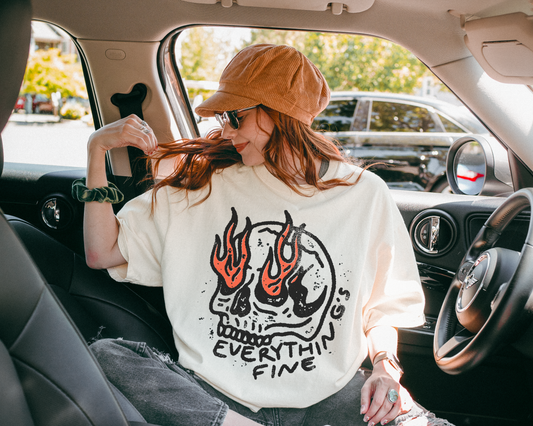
[88,114,158,155]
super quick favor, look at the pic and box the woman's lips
[234,142,249,153]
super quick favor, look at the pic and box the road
[2,115,94,168]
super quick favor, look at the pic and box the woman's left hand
[360,362,413,426]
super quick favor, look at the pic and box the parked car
[13,96,25,111]
[2,1,533,426]
[312,92,489,192]
[32,94,54,114]
[13,93,54,114]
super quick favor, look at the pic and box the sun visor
[464,12,533,84]
[181,0,374,15]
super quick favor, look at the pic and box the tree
[177,27,242,99]
[247,30,432,94]
[21,48,87,98]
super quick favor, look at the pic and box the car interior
[2,0,533,425]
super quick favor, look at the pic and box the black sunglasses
[215,106,258,130]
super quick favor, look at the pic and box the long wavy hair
[147,105,363,204]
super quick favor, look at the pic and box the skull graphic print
[209,208,336,348]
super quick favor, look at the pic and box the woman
[81,44,452,426]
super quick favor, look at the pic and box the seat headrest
[0,0,32,135]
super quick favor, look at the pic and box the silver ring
[387,389,399,404]
[140,125,151,134]
[141,120,147,126]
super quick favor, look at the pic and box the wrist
[372,351,404,378]
[86,138,111,189]
[87,132,113,157]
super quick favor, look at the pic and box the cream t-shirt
[109,161,425,411]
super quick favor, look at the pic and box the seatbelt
[110,83,152,199]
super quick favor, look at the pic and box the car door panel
[0,163,86,255]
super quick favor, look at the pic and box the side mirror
[446,135,513,196]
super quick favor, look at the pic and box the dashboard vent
[410,210,457,256]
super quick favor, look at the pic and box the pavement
[9,112,62,124]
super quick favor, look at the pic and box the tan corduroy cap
[195,44,330,126]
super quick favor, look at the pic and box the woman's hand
[88,114,158,156]
[360,361,413,426]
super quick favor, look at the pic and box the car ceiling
[30,0,533,171]
[31,0,526,65]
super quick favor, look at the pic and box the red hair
[147,106,363,204]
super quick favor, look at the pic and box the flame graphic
[211,208,251,291]
[260,212,301,297]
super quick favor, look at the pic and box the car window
[170,27,459,127]
[369,101,439,132]
[312,98,357,132]
[2,21,93,169]
[438,114,466,133]
[168,27,491,193]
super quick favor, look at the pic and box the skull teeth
[218,323,272,347]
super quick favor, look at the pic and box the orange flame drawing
[211,209,251,290]
[260,213,301,297]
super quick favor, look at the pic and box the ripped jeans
[90,339,454,426]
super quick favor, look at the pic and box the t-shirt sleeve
[107,190,165,287]
[362,180,425,332]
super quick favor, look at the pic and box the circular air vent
[40,195,75,230]
[410,209,457,256]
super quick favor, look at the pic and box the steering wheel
[434,188,533,374]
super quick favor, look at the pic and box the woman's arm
[83,115,158,270]
[360,325,413,426]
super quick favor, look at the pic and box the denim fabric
[91,339,227,426]
[90,339,453,426]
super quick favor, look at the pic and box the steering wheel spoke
[435,328,473,360]
[490,282,509,311]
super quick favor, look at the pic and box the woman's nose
[221,123,237,139]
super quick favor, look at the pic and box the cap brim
[195,89,258,117]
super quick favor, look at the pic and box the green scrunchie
[71,178,125,204]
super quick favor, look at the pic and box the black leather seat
[0,1,168,424]
[7,215,177,359]
[0,214,134,425]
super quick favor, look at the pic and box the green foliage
[21,48,87,99]
[177,27,453,104]
[60,103,86,120]
[178,27,241,99]
[247,30,431,94]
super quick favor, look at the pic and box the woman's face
[221,107,274,166]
